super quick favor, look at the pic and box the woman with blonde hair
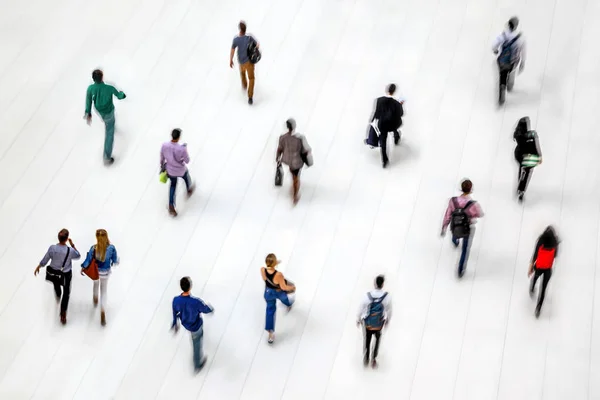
[81,229,119,326]
[261,253,295,344]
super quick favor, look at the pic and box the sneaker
[518,192,524,203]
[101,311,106,326]
[104,157,115,165]
[371,359,378,369]
[187,184,196,198]
[535,306,541,319]
[268,337,274,344]
[248,98,253,105]
[60,312,67,325]
[168,205,178,217]
[194,356,208,373]
[382,160,388,169]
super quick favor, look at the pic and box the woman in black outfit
[528,226,559,318]
[513,116,542,202]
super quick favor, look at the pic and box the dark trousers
[517,166,533,193]
[497,62,515,101]
[379,129,400,164]
[168,171,192,207]
[530,268,552,309]
[51,269,72,314]
[364,328,382,361]
[452,228,474,275]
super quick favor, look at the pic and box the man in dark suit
[371,84,404,168]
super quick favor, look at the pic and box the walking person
[357,275,391,369]
[81,229,119,326]
[171,277,214,372]
[492,17,526,105]
[230,21,259,105]
[276,119,313,205]
[529,226,559,318]
[84,69,127,165]
[513,116,542,202]
[370,84,404,168]
[441,179,484,278]
[34,229,81,325]
[261,254,295,344]
[160,128,195,217]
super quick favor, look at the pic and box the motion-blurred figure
[230,21,260,105]
[276,119,313,205]
[441,179,484,278]
[529,226,559,318]
[492,17,526,106]
[357,275,391,369]
[261,254,295,344]
[81,229,119,326]
[171,277,214,372]
[84,69,126,165]
[513,117,542,202]
[160,129,195,217]
[34,229,81,325]
[370,84,404,168]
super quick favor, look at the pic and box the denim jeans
[452,227,475,275]
[264,288,293,332]
[100,110,115,160]
[168,171,192,207]
[190,327,204,369]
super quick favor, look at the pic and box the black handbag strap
[60,247,70,272]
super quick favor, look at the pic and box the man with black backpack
[513,116,542,202]
[441,179,484,278]
[230,21,260,105]
[370,84,404,168]
[492,17,526,105]
[357,275,391,369]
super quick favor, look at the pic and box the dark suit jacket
[371,96,404,133]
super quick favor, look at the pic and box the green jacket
[85,82,126,117]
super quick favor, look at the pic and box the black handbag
[275,163,283,186]
[45,247,70,286]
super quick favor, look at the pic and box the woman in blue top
[81,229,118,326]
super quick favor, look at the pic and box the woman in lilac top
[160,129,195,217]
[441,179,484,277]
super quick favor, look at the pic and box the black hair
[387,84,397,95]
[375,275,385,289]
[461,179,473,194]
[58,229,69,244]
[92,69,103,83]
[180,277,192,292]
[515,116,530,135]
[286,118,296,132]
[172,128,182,140]
[239,21,247,34]
[539,226,559,249]
[508,17,519,31]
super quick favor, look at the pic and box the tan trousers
[240,62,255,98]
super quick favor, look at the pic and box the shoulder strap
[463,200,475,210]
[452,197,458,209]
[506,33,521,47]
[367,293,374,302]
[60,247,71,271]
[379,292,388,301]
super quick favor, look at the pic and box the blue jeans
[190,327,203,369]
[264,288,293,332]
[452,227,475,275]
[169,171,192,207]
[100,110,115,160]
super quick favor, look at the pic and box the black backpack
[498,33,521,67]
[248,37,261,64]
[450,198,475,238]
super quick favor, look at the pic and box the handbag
[45,247,70,286]
[275,163,283,186]
[159,171,168,184]
[83,259,100,280]
[297,134,313,167]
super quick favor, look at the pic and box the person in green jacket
[84,69,126,165]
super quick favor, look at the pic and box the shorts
[290,168,301,177]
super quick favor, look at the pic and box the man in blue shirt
[171,277,214,372]
[229,21,259,105]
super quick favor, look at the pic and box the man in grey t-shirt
[229,21,258,105]
[34,229,81,325]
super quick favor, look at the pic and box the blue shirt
[40,244,81,273]
[232,35,254,64]
[82,244,118,274]
[172,294,214,332]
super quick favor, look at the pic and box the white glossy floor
[0,0,599,398]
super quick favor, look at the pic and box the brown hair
[58,229,69,244]
[265,253,278,269]
[239,21,247,34]
[95,229,110,262]
[461,179,473,194]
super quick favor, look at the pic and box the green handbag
[159,171,168,183]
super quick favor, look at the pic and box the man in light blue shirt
[230,21,259,105]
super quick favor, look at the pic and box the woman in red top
[529,226,559,318]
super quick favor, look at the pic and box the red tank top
[535,246,556,269]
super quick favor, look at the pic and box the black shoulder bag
[45,247,70,286]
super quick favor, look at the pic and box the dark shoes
[194,357,208,374]
[248,98,253,105]
[535,305,541,319]
[101,311,106,326]
[498,85,506,106]
[187,184,196,198]
[382,160,388,169]
[60,312,67,325]
[517,191,524,203]
[168,205,178,217]
[104,157,115,165]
